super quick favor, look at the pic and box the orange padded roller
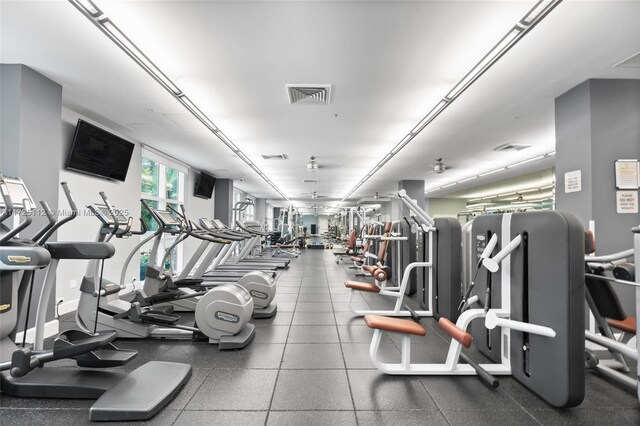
[438,317,473,348]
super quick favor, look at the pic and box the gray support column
[555,79,640,314]
[255,198,267,226]
[1,64,63,329]
[213,178,234,226]
[273,207,281,232]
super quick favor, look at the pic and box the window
[245,197,255,222]
[232,189,255,225]
[140,150,187,280]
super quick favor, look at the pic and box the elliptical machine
[179,216,278,319]
[0,176,191,421]
[76,195,255,350]
[135,200,278,319]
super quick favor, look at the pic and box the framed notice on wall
[614,159,639,190]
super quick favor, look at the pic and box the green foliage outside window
[166,167,179,200]
[140,156,184,281]
[141,199,159,233]
[141,158,159,196]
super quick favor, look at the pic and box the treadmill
[174,217,276,283]
[218,219,290,268]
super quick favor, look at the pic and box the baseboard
[15,319,59,344]
[56,282,137,317]
[57,298,79,316]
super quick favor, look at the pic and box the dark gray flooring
[1,249,639,425]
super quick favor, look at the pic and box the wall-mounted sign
[564,170,582,193]
[616,191,638,214]
[615,159,640,190]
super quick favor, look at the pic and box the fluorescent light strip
[445,28,521,101]
[377,153,393,167]
[178,95,218,131]
[339,0,561,202]
[521,0,555,25]
[215,132,239,152]
[391,134,413,154]
[100,20,182,95]
[76,0,100,16]
[410,100,448,134]
[427,150,555,194]
[458,176,478,183]
[506,155,546,169]
[236,152,253,166]
[68,0,289,201]
[479,168,506,177]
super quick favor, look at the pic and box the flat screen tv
[195,172,215,199]
[66,119,135,182]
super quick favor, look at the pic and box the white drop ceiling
[1,1,639,212]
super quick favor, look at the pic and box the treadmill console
[155,210,181,227]
[0,177,35,209]
[88,204,129,227]
[199,218,217,230]
[213,219,227,229]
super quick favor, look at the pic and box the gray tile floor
[1,249,639,425]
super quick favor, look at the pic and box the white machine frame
[367,214,557,378]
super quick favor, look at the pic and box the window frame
[140,149,188,280]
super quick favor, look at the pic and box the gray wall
[1,64,63,328]
[255,198,267,225]
[214,178,234,226]
[555,79,640,314]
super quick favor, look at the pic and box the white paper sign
[564,170,582,193]
[616,191,638,214]
[615,160,640,190]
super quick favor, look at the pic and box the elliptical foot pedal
[90,361,192,421]
[75,344,138,368]
[174,278,204,287]
[217,324,255,350]
[139,310,180,325]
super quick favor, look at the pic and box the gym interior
[1,1,639,425]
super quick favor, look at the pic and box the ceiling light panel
[339,0,562,202]
[68,0,289,201]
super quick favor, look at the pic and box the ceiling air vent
[286,84,331,105]
[261,154,288,160]
[614,50,640,68]
[493,143,531,152]
[303,179,318,183]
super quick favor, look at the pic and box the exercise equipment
[0,176,191,421]
[178,218,277,318]
[364,211,586,408]
[584,228,639,397]
[76,195,255,349]
[343,190,461,320]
